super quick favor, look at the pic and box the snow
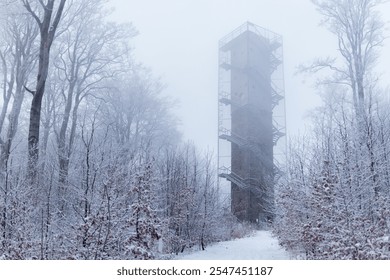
[177,231,290,260]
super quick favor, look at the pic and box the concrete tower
[218,22,285,224]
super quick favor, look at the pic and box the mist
[1,0,390,261]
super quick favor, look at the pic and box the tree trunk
[57,82,75,204]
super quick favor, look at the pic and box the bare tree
[22,0,66,183]
[306,0,385,118]
[0,7,38,249]
[52,0,135,196]
[0,13,38,170]
[102,67,180,154]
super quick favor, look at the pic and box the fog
[2,0,390,261]
[107,0,390,151]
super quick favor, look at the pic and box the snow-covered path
[177,231,290,260]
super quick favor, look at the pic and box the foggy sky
[108,0,390,152]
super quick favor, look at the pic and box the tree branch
[24,85,35,96]
[48,0,66,42]
[38,0,46,9]
[22,0,42,28]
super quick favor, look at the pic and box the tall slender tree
[22,0,66,183]
[305,0,385,121]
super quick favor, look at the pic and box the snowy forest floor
[176,231,290,260]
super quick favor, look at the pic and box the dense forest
[274,0,390,259]
[2,0,390,260]
[0,0,249,260]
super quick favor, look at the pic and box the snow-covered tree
[275,0,390,260]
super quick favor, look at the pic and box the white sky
[108,0,390,152]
